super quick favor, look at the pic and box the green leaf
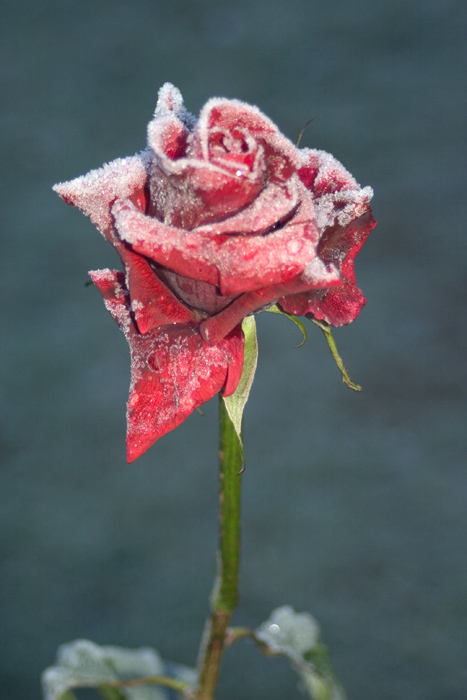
[309,318,362,391]
[256,606,347,700]
[222,315,258,461]
[266,304,307,347]
[42,640,196,700]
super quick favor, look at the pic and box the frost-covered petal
[299,147,373,236]
[298,148,359,195]
[126,324,244,461]
[89,269,134,336]
[278,279,365,325]
[113,199,220,286]
[312,281,367,326]
[316,208,376,275]
[53,153,150,241]
[147,158,264,229]
[200,260,341,346]
[191,178,300,237]
[154,270,238,315]
[153,82,196,128]
[89,269,244,461]
[194,97,300,183]
[117,244,195,334]
[278,210,377,325]
[113,180,319,297]
[147,94,303,230]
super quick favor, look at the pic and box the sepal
[222,315,258,465]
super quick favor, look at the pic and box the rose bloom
[54,83,376,461]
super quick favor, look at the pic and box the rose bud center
[207,128,258,174]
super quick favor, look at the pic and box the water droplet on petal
[269,624,280,634]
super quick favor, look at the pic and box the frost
[257,606,321,660]
[195,177,300,236]
[125,323,244,461]
[155,83,184,116]
[196,96,300,172]
[131,299,145,312]
[113,178,319,298]
[303,258,340,286]
[154,82,196,129]
[53,151,150,238]
[314,186,374,231]
[256,606,347,700]
[42,639,169,700]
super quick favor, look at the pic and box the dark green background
[2,1,466,698]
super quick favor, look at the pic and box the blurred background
[1,0,466,698]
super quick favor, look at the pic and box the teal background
[1,1,466,698]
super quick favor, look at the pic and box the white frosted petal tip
[154,83,184,116]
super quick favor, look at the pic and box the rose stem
[197,395,243,700]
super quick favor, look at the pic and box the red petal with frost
[113,180,318,297]
[278,210,377,326]
[89,269,244,461]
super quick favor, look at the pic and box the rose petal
[193,178,300,237]
[200,259,341,346]
[298,148,359,195]
[126,325,244,461]
[89,269,134,335]
[117,244,195,333]
[194,97,300,183]
[53,154,195,334]
[148,160,265,229]
[298,148,374,238]
[89,269,245,461]
[155,270,238,315]
[317,208,376,272]
[153,83,196,127]
[114,179,319,296]
[147,95,303,229]
[278,210,377,326]
[113,198,220,285]
[53,153,150,241]
[278,281,366,325]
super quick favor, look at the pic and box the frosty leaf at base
[256,606,347,700]
[41,639,196,700]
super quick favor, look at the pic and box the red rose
[54,83,376,461]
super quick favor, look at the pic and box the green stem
[196,396,243,700]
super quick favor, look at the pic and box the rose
[54,83,376,461]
